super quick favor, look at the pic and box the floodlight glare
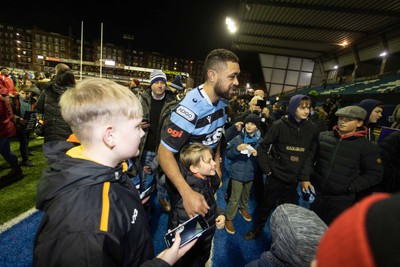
[104,59,115,66]
[226,17,237,34]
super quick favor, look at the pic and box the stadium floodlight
[226,17,237,34]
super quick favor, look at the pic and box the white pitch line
[0,207,38,234]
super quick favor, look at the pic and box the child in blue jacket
[225,114,262,234]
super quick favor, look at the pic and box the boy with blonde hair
[34,78,194,267]
[170,142,225,267]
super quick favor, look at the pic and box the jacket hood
[333,125,368,139]
[357,99,383,125]
[270,204,327,267]
[50,83,70,95]
[36,141,123,210]
[288,94,310,121]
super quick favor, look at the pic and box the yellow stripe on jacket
[100,182,110,232]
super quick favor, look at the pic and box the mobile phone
[139,184,155,200]
[164,214,209,248]
[256,99,267,108]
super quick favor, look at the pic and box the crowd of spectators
[1,55,400,266]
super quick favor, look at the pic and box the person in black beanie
[224,95,274,205]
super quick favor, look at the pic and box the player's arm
[214,141,222,179]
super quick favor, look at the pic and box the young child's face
[245,122,258,135]
[337,116,363,134]
[19,90,31,100]
[115,117,144,160]
[295,104,310,120]
[194,150,216,177]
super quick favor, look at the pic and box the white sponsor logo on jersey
[203,127,224,146]
[176,106,195,121]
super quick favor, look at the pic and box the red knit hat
[315,193,400,267]
[132,78,140,86]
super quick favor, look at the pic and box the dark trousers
[310,192,355,225]
[253,169,267,204]
[0,137,19,167]
[17,129,30,161]
[254,175,299,233]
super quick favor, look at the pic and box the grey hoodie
[246,204,327,267]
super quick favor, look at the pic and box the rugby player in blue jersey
[158,48,240,218]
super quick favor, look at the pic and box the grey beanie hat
[150,69,167,86]
[270,204,327,267]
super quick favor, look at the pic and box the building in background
[0,22,251,89]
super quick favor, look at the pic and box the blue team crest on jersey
[192,98,198,103]
[176,105,196,121]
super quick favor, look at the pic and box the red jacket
[1,74,17,96]
[0,80,16,137]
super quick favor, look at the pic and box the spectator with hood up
[357,99,384,142]
[35,68,76,143]
[356,99,385,201]
[244,94,319,241]
[246,203,327,267]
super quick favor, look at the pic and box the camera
[256,99,270,108]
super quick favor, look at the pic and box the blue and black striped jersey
[160,85,228,153]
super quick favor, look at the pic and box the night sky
[2,1,264,85]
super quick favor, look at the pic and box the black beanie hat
[244,114,260,129]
